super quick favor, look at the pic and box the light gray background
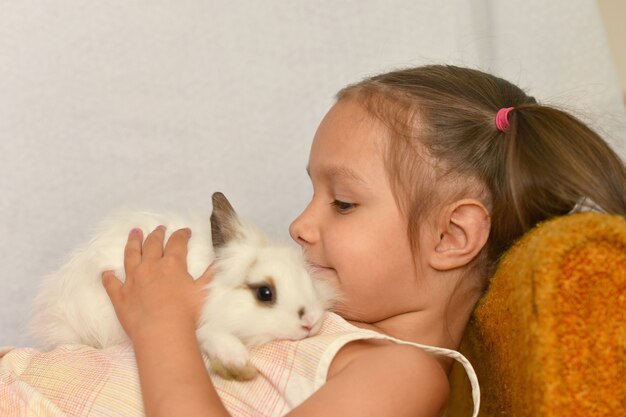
[1,0,624,347]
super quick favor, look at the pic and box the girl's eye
[331,199,356,213]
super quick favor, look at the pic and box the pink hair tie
[495,107,514,133]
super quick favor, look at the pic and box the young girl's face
[290,99,430,323]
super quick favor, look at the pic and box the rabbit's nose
[300,310,321,333]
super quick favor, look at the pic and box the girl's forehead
[311,101,387,152]
[307,102,389,186]
[319,99,379,132]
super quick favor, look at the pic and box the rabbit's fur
[31,192,335,380]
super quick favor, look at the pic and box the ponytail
[489,104,626,261]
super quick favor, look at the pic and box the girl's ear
[429,199,491,271]
[211,192,243,249]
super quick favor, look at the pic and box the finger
[163,228,192,265]
[196,264,215,284]
[102,270,124,304]
[195,263,215,287]
[124,228,144,274]
[142,225,166,259]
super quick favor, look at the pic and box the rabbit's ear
[211,192,243,249]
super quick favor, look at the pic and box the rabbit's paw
[200,331,258,381]
[210,358,258,381]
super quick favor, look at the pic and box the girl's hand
[101,226,213,342]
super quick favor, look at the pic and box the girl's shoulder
[329,336,451,382]
[303,338,450,417]
[280,312,479,417]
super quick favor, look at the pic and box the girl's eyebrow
[306,165,370,187]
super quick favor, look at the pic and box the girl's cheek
[330,230,362,262]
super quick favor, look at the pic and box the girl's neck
[346,277,481,351]
[347,310,459,350]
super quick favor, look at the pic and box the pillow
[448,213,626,417]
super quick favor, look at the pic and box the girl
[101,65,626,417]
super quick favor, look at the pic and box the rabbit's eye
[247,279,277,305]
[256,286,274,303]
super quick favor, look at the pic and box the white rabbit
[31,192,336,381]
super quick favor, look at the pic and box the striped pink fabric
[0,343,142,417]
[0,313,479,417]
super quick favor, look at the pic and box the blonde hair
[338,65,626,278]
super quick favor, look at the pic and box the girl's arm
[128,313,224,417]
[103,226,449,417]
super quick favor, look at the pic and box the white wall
[1,0,624,347]
[598,0,626,101]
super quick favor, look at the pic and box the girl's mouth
[307,262,335,275]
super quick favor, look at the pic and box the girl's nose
[289,204,319,246]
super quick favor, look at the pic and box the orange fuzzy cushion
[448,213,626,417]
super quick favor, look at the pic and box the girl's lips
[307,262,334,274]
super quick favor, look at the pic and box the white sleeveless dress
[0,312,479,417]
